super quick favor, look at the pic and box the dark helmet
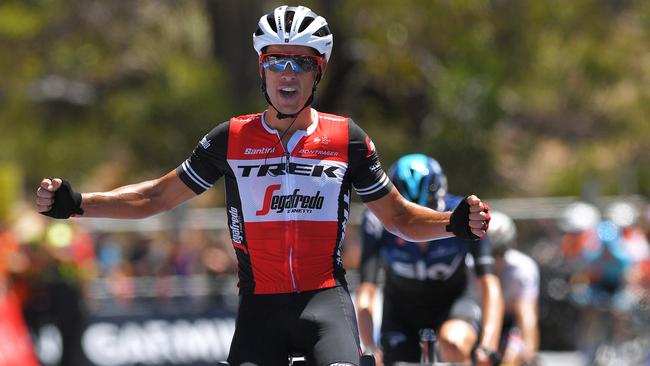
[388,154,447,210]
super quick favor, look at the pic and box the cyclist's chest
[225,126,350,222]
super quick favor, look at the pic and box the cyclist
[487,211,539,366]
[557,202,601,271]
[567,216,633,359]
[35,6,490,366]
[355,154,502,366]
[604,201,649,263]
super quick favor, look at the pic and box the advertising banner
[30,302,236,366]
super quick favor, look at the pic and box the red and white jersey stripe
[177,109,392,294]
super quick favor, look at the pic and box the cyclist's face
[262,45,322,115]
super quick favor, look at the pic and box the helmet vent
[254,27,264,36]
[285,10,295,30]
[314,25,331,37]
[298,16,315,32]
[266,14,277,32]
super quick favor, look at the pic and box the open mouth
[279,87,298,98]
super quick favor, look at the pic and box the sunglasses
[260,53,324,73]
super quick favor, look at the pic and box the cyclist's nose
[279,68,299,80]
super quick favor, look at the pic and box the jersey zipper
[284,149,299,292]
[289,245,298,291]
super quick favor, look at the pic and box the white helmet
[253,5,333,62]
[487,211,517,252]
[605,201,639,228]
[558,202,601,233]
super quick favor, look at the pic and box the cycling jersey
[499,249,539,311]
[177,109,393,294]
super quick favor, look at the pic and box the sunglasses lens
[263,55,319,73]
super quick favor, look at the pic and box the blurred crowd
[530,199,650,365]
[0,205,241,365]
[1,198,650,365]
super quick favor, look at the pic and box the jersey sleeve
[347,119,393,202]
[512,255,540,302]
[175,121,230,194]
[470,237,496,276]
[359,209,384,284]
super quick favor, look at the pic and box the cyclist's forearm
[517,302,539,358]
[480,312,502,351]
[365,189,452,242]
[81,181,168,218]
[479,275,504,350]
[388,202,453,241]
[357,308,377,350]
[355,282,378,350]
[80,171,195,218]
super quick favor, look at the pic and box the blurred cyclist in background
[355,154,502,366]
[568,216,633,360]
[604,201,650,322]
[604,201,649,264]
[557,202,601,269]
[571,220,632,312]
[487,211,539,366]
[35,5,491,366]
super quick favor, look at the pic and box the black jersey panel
[347,119,393,202]
[176,121,230,194]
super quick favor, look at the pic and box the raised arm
[364,187,489,242]
[36,170,196,219]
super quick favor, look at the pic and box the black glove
[41,179,84,219]
[445,197,489,240]
[472,345,501,366]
